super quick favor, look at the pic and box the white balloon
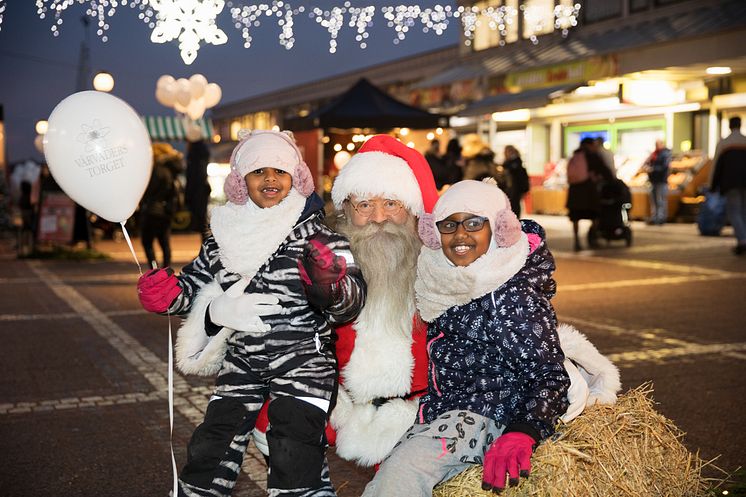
[176,78,192,107]
[173,101,188,114]
[34,134,45,154]
[204,83,222,108]
[157,74,175,90]
[185,122,203,142]
[43,91,153,223]
[155,86,176,107]
[186,96,206,121]
[189,74,208,99]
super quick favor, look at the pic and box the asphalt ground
[0,215,744,496]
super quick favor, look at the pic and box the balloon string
[120,222,143,276]
[168,310,178,496]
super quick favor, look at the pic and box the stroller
[588,178,633,247]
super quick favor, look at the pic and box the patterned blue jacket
[418,221,569,441]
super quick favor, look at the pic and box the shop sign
[37,192,75,243]
[505,55,618,91]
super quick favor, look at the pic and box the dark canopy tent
[286,78,448,131]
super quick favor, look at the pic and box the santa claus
[326,135,439,467]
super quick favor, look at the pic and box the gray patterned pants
[361,410,503,497]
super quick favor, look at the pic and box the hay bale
[434,384,718,497]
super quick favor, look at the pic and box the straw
[434,384,728,497]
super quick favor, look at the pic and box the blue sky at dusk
[0,1,458,162]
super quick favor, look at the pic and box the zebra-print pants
[178,344,337,496]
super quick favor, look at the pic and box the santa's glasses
[350,198,404,218]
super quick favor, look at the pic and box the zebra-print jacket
[170,194,366,376]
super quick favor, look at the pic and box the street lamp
[35,120,48,135]
[93,71,114,92]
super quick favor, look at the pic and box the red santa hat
[331,135,438,216]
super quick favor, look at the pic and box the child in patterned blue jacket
[361,179,570,497]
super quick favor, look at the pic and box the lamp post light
[35,120,48,135]
[93,71,114,92]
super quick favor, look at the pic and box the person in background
[594,137,616,177]
[443,137,464,175]
[186,137,212,240]
[502,145,530,217]
[424,139,448,190]
[566,141,604,251]
[710,116,746,255]
[139,143,181,268]
[643,139,672,225]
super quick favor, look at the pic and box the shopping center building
[211,0,746,219]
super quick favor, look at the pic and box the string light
[0,0,6,32]
[554,2,580,37]
[20,2,582,61]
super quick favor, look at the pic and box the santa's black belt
[371,389,428,408]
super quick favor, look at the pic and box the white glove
[208,278,281,332]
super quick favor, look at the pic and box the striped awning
[141,115,214,141]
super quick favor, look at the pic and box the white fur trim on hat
[331,151,424,215]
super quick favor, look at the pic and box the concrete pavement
[0,215,744,496]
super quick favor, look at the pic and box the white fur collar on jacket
[415,233,529,322]
[210,188,306,279]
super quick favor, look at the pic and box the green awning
[141,115,214,141]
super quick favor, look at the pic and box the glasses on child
[435,216,489,234]
[350,198,404,218]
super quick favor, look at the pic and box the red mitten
[298,239,347,285]
[297,239,347,311]
[137,268,182,313]
[482,432,535,492]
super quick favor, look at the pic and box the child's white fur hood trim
[175,280,231,376]
[558,323,621,421]
[415,233,529,322]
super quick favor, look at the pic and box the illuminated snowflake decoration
[554,2,581,37]
[149,0,228,65]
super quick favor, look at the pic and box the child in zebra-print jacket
[137,130,366,497]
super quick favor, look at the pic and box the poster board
[37,191,75,243]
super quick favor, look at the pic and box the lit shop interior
[455,61,746,220]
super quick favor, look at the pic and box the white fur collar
[342,296,416,403]
[415,233,529,322]
[210,189,306,278]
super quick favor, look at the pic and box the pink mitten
[482,432,535,492]
[137,268,182,313]
[298,239,347,285]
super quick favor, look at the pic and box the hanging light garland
[24,1,581,65]
[0,1,6,32]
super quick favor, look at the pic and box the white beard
[209,189,306,279]
[337,215,423,402]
